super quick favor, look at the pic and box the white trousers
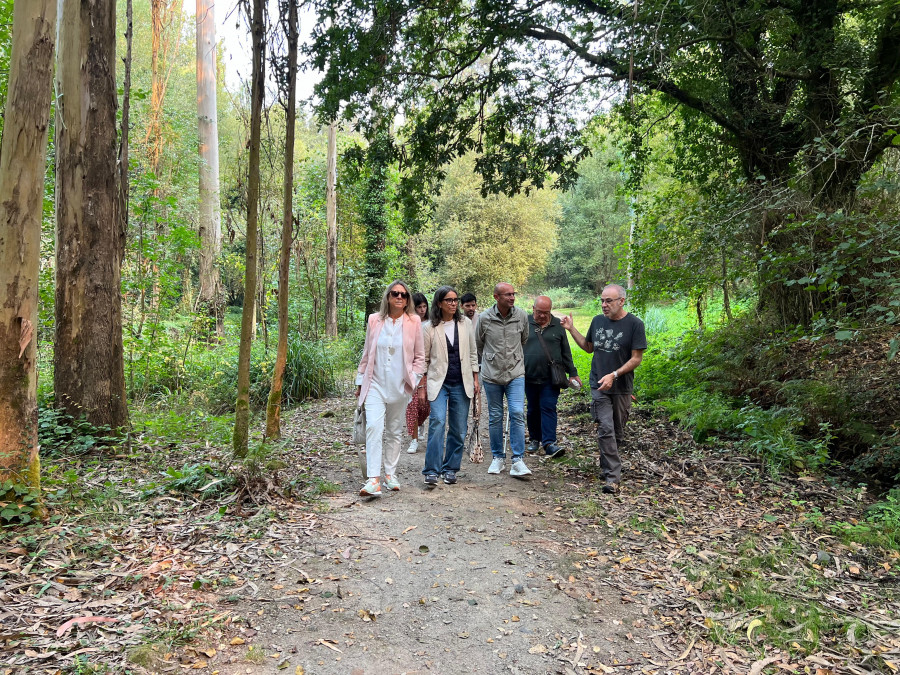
[364,389,407,478]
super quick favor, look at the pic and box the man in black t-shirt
[561,284,647,493]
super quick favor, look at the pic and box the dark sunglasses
[390,290,409,299]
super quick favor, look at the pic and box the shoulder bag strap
[535,327,555,365]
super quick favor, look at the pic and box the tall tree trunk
[196,0,224,340]
[233,0,265,457]
[325,123,338,337]
[119,0,132,235]
[0,0,57,494]
[55,0,129,429]
[265,0,297,440]
[145,0,182,309]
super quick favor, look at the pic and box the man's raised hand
[560,313,574,331]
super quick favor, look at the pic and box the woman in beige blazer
[421,286,479,486]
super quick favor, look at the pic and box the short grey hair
[378,280,417,318]
[603,284,627,300]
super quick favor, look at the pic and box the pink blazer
[357,312,426,403]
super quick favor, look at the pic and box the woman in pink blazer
[355,280,426,496]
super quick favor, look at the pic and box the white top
[443,320,456,345]
[369,316,409,404]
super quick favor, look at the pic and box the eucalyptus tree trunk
[196,0,224,339]
[145,0,182,309]
[55,0,129,430]
[325,123,338,337]
[119,0,132,228]
[233,0,265,457]
[265,0,297,439]
[0,0,56,492]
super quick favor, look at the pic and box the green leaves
[0,480,40,526]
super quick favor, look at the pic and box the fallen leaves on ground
[543,400,900,673]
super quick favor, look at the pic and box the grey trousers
[590,391,632,483]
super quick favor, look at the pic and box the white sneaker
[488,457,504,474]
[510,459,532,478]
[407,439,418,454]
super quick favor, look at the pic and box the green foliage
[635,300,900,481]
[767,189,900,332]
[866,488,900,528]
[37,405,119,458]
[360,128,396,313]
[545,134,631,294]
[539,287,584,310]
[142,464,234,499]
[125,314,343,415]
[829,488,900,551]
[850,428,900,484]
[415,154,560,299]
[0,480,40,526]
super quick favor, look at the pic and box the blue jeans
[482,377,525,460]
[423,381,470,475]
[525,381,559,446]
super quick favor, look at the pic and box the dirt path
[6,391,895,674]
[213,395,666,674]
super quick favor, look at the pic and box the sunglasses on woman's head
[390,290,409,299]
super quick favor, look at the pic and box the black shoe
[526,440,540,453]
[544,443,565,459]
[602,480,619,494]
[443,471,457,485]
[424,473,438,487]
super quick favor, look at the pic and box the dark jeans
[524,381,559,446]
[590,390,632,482]
[423,381,470,475]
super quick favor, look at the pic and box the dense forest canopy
[308,0,900,325]
[309,0,900,200]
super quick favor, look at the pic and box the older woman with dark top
[355,280,426,496]
[422,286,479,486]
[406,293,430,453]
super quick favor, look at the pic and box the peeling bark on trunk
[0,0,57,492]
[233,0,265,457]
[325,123,338,338]
[55,0,129,430]
[196,0,224,340]
[266,0,297,441]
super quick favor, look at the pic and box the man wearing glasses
[561,284,646,494]
[476,282,532,478]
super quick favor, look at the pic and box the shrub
[0,480,40,525]
[38,404,119,458]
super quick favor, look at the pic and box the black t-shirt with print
[587,312,647,394]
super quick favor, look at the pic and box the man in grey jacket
[475,282,532,477]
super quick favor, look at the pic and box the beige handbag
[353,405,367,478]
[467,395,484,464]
